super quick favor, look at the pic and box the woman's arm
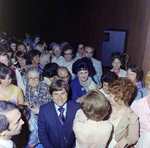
[114,111,139,148]
[18,89,25,104]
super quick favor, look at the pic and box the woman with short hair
[70,58,100,102]
[26,49,41,68]
[99,71,118,98]
[108,78,139,148]
[60,45,76,80]
[73,90,112,148]
[110,52,127,77]
[43,63,59,86]
[51,44,64,66]
[0,63,24,104]
[127,64,144,90]
[25,67,52,114]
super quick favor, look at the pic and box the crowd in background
[0,31,149,148]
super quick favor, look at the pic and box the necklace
[111,108,125,121]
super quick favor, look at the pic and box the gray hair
[40,53,50,62]
[52,44,60,53]
[26,67,43,81]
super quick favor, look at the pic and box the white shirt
[51,56,64,66]
[0,139,13,148]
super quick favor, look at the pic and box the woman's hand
[95,84,101,90]
[114,138,128,148]
[31,105,39,114]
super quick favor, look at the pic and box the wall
[0,0,150,78]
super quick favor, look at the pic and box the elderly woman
[131,71,150,136]
[0,63,24,104]
[108,78,139,148]
[99,71,118,98]
[70,58,100,102]
[127,64,144,90]
[26,49,41,68]
[25,67,52,114]
[73,90,112,148]
[110,52,127,77]
[51,44,64,66]
[60,45,76,80]
[43,63,59,86]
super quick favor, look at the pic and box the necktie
[58,107,65,125]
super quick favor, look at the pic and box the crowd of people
[0,31,149,148]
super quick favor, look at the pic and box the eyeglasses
[28,77,39,81]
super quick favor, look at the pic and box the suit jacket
[38,100,81,148]
[113,106,139,146]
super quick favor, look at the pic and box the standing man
[74,41,85,61]
[38,80,80,148]
[0,100,24,148]
[84,46,103,82]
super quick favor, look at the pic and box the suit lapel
[45,102,59,140]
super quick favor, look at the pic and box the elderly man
[0,100,24,148]
[38,53,50,72]
[38,79,80,148]
[84,46,103,82]
[57,66,71,84]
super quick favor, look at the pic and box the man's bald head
[57,67,70,84]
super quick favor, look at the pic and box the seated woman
[70,58,100,102]
[26,49,41,68]
[25,67,52,114]
[43,63,59,86]
[73,90,112,148]
[110,52,127,77]
[51,44,64,66]
[131,71,150,136]
[0,63,24,104]
[127,64,144,90]
[0,51,26,94]
[108,77,139,148]
[60,45,76,80]
[99,71,118,98]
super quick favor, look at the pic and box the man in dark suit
[38,79,81,148]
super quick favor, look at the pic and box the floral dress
[25,81,52,108]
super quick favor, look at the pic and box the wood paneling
[0,0,150,78]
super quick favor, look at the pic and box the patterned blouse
[25,81,52,108]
